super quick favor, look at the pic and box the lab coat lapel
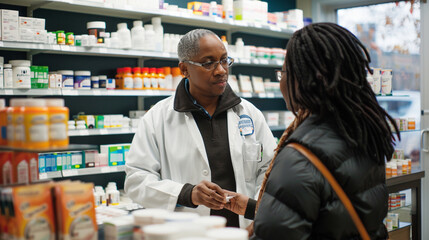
[184,112,210,167]
[227,108,244,182]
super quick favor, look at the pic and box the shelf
[386,170,425,188]
[389,204,412,212]
[0,144,98,153]
[39,165,125,179]
[0,88,175,96]
[69,128,137,136]
[234,58,283,67]
[388,221,411,233]
[269,125,287,131]
[0,0,294,39]
[237,92,283,99]
[0,41,178,59]
[62,165,125,177]
[396,129,420,133]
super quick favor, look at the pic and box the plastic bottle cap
[165,212,199,222]
[68,120,75,125]
[87,21,106,29]
[10,98,26,107]
[57,70,74,76]
[123,67,132,73]
[4,64,11,68]
[156,68,164,74]
[46,98,65,107]
[133,20,143,27]
[150,68,157,74]
[151,17,161,25]
[132,67,141,73]
[117,23,128,29]
[163,67,171,75]
[98,75,107,80]
[143,224,181,237]
[193,216,226,229]
[91,76,99,80]
[23,98,47,107]
[9,60,31,67]
[145,24,154,31]
[142,67,149,73]
[172,67,181,76]
[74,71,91,76]
[206,228,248,240]
[132,209,169,224]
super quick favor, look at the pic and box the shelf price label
[39,173,48,179]
[60,45,70,51]
[242,92,252,98]
[62,169,78,177]
[98,48,107,53]
[5,90,13,95]
[100,129,108,135]
[93,90,101,95]
[79,130,89,136]
[52,45,61,51]
[267,92,275,98]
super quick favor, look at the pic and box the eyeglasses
[184,57,234,71]
[275,69,286,81]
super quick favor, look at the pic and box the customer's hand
[191,180,226,210]
[223,191,249,216]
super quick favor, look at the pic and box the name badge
[238,114,254,136]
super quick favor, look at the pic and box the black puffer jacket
[252,115,388,240]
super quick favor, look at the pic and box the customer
[125,29,277,228]
[225,23,399,239]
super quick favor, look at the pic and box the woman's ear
[179,62,189,78]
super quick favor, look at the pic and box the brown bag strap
[287,143,370,240]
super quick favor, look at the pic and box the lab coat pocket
[243,140,262,182]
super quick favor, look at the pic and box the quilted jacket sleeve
[251,146,326,240]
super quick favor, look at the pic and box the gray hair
[177,29,219,62]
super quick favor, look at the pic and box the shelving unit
[39,165,126,179]
[386,170,425,240]
[0,0,294,39]
[0,144,98,153]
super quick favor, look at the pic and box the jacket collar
[173,78,241,117]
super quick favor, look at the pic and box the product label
[381,71,392,95]
[133,77,143,89]
[74,76,91,89]
[50,113,67,123]
[143,77,151,88]
[63,76,74,89]
[30,156,38,182]
[123,77,133,89]
[4,69,13,88]
[158,78,165,89]
[17,160,29,184]
[2,161,12,184]
[50,123,67,140]
[151,78,158,88]
[13,68,31,88]
[15,124,25,142]
[29,124,49,142]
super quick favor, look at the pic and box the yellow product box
[55,182,97,240]
[187,2,203,15]
[11,183,56,240]
[77,115,95,129]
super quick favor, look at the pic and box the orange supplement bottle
[149,67,158,89]
[22,98,49,149]
[172,67,182,90]
[142,67,151,89]
[122,67,134,90]
[8,98,25,148]
[47,99,69,147]
[0,99,7,145]
[157,68,165,90]
[115,68,123,89]
[133,67,143,90]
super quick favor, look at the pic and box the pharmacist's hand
[191,180,226,210]
[223,191,249,216]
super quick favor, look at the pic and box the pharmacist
[125,29,276,228]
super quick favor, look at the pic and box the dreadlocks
[253,23,399,220]
[285,22,399,165]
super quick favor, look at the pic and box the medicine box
[0,9,19,41]
[251,76,265,93]
[129,110,146,119]
[238,74,253,93]
[78,115,95,128]
[84,150,99,168]
[71,151,84,169]
[19,17,45,30]
[187,2,203,15]
[95,115,104,128]
[100,143,130,166]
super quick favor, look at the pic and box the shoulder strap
[287,142,370,240]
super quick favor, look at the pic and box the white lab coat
[125,95,277,228]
